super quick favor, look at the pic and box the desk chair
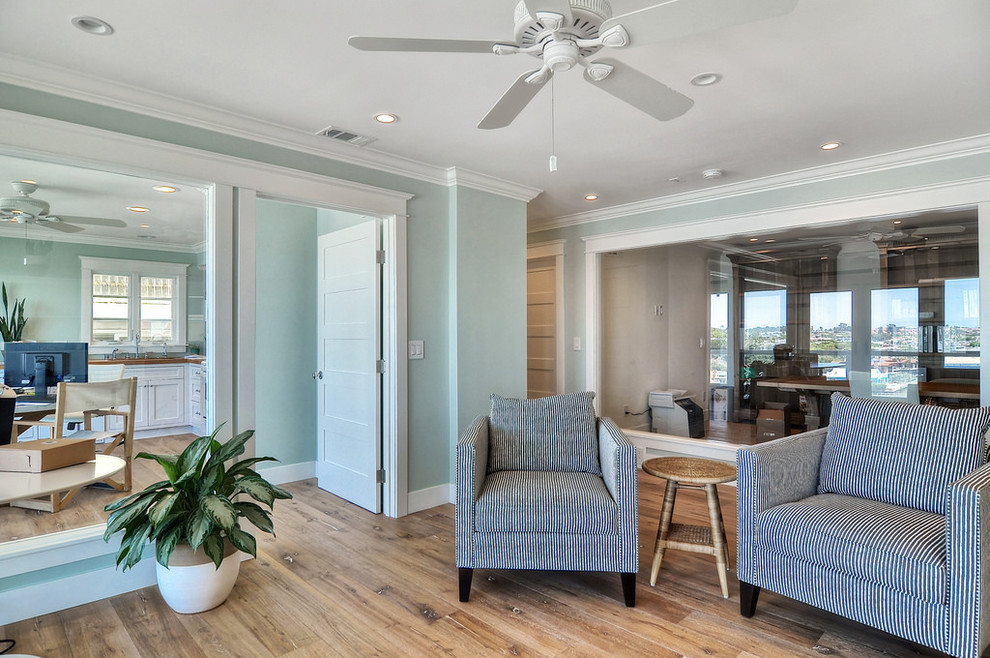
[12,377,137,512]
[65,363,127,431]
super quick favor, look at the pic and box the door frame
[527,240,565,395]
[244,193,409,518]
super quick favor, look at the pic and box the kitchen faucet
[161,340,168,357]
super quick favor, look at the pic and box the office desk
[12,401,56,439]
[0,454,125,505]
[756,378,980,400]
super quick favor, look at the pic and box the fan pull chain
[549,77,558,172]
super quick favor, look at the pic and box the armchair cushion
[475,470,617,534]
[818,393,990,514]
[488,392,600,474]
[757,493,947,604]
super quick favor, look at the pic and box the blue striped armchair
[737,392,990,658]
[456,392,639,606]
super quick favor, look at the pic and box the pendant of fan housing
[0,181,127,233]
[349,0,798,129]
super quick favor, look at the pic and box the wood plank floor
[0,433,197,543]
[1,474,951,657]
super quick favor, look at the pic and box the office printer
[649,389,705,438]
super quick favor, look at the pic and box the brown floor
[1,473,950,657]
[0,433,197,544]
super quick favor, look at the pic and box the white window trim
[80,256,188,352]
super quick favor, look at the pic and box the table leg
[650,478,678,587]
[705,483,730,598]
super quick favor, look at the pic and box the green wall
[0,235,202,348]
[254,199,319,466]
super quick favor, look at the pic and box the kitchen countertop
[89,356,205,366]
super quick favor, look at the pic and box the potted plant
[0,282,27,342]
[104,426,293,613]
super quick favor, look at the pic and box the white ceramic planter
[155,540,241,614]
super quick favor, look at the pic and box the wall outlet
[623,405,630,415]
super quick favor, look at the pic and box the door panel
[316,220,382,513]
[527,260,558,399]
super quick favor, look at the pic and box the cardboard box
[756,402,792,441]
[0,437,96,473]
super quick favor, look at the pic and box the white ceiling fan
[0,180,127,233]
[349,0,798,129]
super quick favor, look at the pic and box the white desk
[0,454,125,505]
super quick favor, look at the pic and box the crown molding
[0,223,201,253]
[0,55,537,204]
[530,132,990,233]
[446,167,541,203]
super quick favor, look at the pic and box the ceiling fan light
[690,72,722,86]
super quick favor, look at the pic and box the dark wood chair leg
[620,572,636,607]
[458,568,474,602]
[739,580,760,617]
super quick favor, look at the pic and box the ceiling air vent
[315,125,376,147]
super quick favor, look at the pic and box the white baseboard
[257,460,316,486]
[407,483,454,513]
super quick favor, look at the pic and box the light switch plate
[408,340,424,359]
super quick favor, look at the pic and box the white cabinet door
[148,378,186,427]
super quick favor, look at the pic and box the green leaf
[202,533,225,569]
[195,463,223,498]
[227,525,257,558]
[104,494,160,539]
[235,501,274,535]
[119,522,153,571]
[174,433,217,484]
[155,525,184,567]
[103,482,169,513]
[148,491,183,527]
[233,476,276,507]
[136,452,181,483]
[201,494,238,532]
[225,456,277,478]
[204,429,254,473]
[269,483,294,500]
[186,508,213,549]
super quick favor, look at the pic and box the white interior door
[316,220,382,513]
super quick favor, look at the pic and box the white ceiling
[0,0,988,226]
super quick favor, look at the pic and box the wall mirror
[601,206,980,445]
[0,151,210,544]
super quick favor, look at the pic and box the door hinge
[376,249,385,264]
[376,359,386,374]
[376,469,385,484]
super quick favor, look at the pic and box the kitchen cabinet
[124,364,187,431]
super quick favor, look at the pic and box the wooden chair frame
[11,377,137,512]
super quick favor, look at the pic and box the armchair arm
[736,428,828,583]
[455,415,489,568]
[598,417,639,572]
[945,461,990,658]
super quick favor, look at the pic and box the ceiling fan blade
[478,70,549,130]
[348,36,497,54]
[583,58,693,121]
[601,0,798,47]
[51,215,127,228]
[37,219,84,233]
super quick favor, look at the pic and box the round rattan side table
[642,456,737,598]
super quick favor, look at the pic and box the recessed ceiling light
[748,237,760,242]
[375,113,398,124]
[127,206,150,213]
[690,72,722,87]
[140,224,151,229]
[702,168,724,180]
[584,194,599,201]
[893,220,903,225]
[765,239,776,243]
[820,141,842,151]
[153,185,178,193]
[71,16,114,36]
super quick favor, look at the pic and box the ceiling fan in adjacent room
[0,180,127,233]
[349,0,798,129]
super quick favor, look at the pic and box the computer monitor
[2,341,89,398]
